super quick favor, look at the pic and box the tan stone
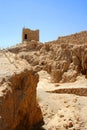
[0,52,43,130]
[22,28,39,43]
[8,30,87,82]
[51,69,62,83]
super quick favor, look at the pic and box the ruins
[0,28,87,129]
[22,28,39,43]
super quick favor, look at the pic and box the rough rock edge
[0,68,43,130]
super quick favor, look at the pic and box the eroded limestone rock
[0,51,43,130]
[8,31,87,83]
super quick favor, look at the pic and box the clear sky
[0,0,87,48]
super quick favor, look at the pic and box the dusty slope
[37,71,87,130]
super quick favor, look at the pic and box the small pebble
[68,121,73,128]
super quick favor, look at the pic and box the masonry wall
[57,31,87,44]
[22,28,39,43]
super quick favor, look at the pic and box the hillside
[8,31,87,83]
[0,31,87,130]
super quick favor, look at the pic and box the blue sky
[0,0,87,48]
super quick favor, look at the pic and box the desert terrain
[0,30,87,130]
[37,70,87,130]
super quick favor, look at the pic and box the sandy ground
[37,71,87,130]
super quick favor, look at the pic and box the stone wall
[22,28,39,43]
[57,31,87,44]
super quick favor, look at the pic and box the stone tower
[22,28,39,43]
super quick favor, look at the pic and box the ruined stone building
[22,28,39,43]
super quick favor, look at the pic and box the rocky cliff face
[0,51,43,130]
[8,31,87,83]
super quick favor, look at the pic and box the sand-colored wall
[22,28,39,43]
[57,31,87,44]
